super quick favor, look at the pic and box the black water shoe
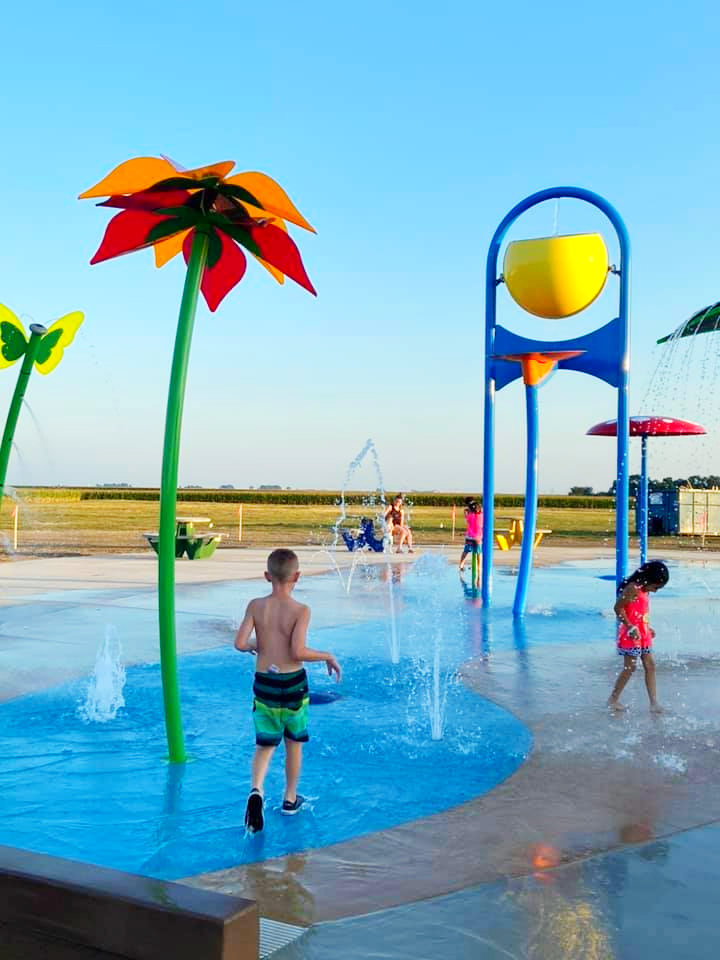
[281,795,305,816]
[245,789,264,832]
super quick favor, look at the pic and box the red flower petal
[248,222,316,295]
[98,189,191,211]
[90,209,174,264]
[183,230,247,312]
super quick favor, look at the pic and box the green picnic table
[144,516,223,559]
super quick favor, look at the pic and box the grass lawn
[0,492,714,556]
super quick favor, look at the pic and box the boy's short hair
[267,548,299,582]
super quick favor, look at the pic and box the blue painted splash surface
[2,553,713,880]
[0,559,535,879]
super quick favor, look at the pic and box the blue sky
[0,0,718,493]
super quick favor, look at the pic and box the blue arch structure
[481,187,631,614]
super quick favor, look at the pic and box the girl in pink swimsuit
[608,560,669,714]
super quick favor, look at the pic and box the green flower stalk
[81,155,316,762]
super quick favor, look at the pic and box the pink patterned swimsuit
[617,587,652,657]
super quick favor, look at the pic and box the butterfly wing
[0,305,28,369]
[34,311,84,375]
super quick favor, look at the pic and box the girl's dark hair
[465,498,480,514]
[617,560,669,595]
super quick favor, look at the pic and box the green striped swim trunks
[252,668,310,747]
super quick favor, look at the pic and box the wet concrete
[0,546,412,600]
[267,821,720,958]
[188,580,720,927]
[2,545,719,954]
[2,543,665,602]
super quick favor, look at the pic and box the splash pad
[0,553,531,880]
[3,546,720,936]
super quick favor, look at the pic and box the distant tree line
[79,489,615,508]
[571,476,720,498]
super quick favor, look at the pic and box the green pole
[0,324,47,505]
[158,230,209,763]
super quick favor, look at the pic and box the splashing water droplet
[78,626,126,723]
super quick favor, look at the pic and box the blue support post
[513,384,539,618]
[480,364,495,605]
[615,262,631,588]
[616,385,630,583]
[481,240,500,606]
[639,434,648,565]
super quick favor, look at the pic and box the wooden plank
[0,845,258,960]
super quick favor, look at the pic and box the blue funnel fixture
[482,187,631,616]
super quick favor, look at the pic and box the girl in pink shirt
[459,498,483,579]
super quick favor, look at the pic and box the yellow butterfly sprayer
[0,305,83,507]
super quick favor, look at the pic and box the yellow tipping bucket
[503,233,609,319]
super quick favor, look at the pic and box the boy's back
[248,593,307,673]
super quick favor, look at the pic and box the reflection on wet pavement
[270,822,720,958]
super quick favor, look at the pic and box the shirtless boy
[235,549,342,833]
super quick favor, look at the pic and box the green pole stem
[0,325,47,505]
[158,230,209,763]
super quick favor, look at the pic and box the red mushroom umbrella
[587,416,706,439]
[587,416,706,562]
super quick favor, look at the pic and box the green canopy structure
[657,301,720,344]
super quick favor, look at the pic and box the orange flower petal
[244,202,287,231]
[252,254,285,284]
[225,172,315,233]
[180,160,235,182]
[154,229,190,267]
[80,158,236,199]
[79,157,177,199]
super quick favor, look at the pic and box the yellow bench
[494,518,552,550]
[494,531,513,551]
[533,528,552,547]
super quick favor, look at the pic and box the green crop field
[0,486,714,557]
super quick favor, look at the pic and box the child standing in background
[459,498,483,584]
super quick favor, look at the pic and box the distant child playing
[458,498,483,581]
[235,549,342,833]
[608,560,669,714]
